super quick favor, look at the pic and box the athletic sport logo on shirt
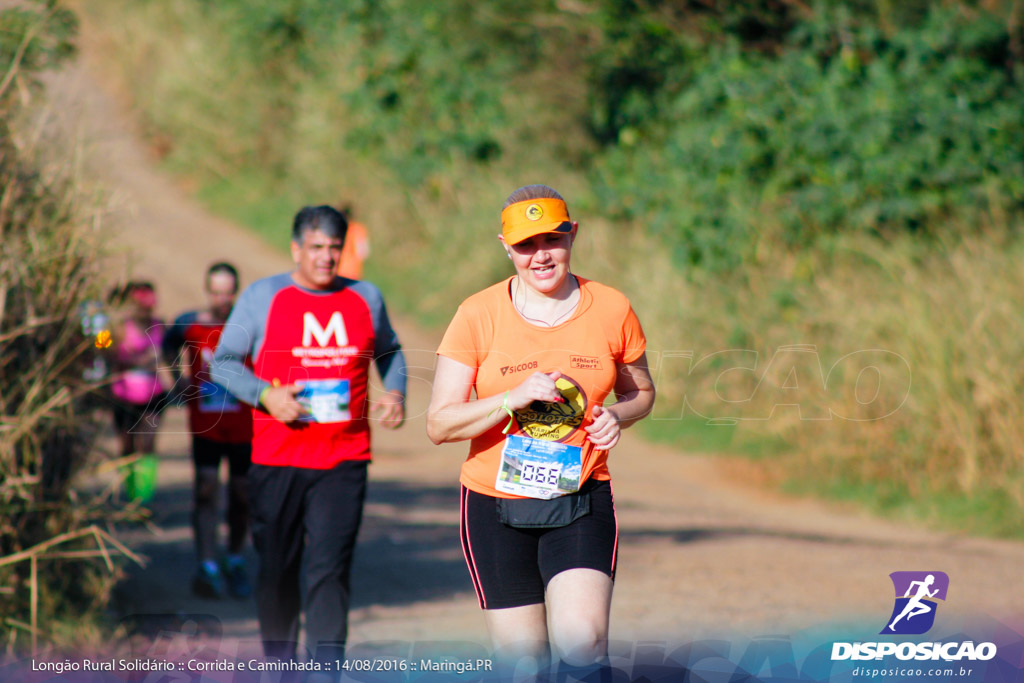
[570,355,602,370]
[514,374,587,442]
[881,571,949,635]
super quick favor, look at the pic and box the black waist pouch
[496,488,592,529]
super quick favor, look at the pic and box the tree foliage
[594,4,1024,266]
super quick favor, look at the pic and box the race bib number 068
[496,434,582,500]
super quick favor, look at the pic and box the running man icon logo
[881,571,949,635]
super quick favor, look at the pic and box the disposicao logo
[881,571,948,635]
[831,571,997,663]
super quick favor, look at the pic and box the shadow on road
[620,526,917,550]
[113,473,471,627]
[352,480,468,608]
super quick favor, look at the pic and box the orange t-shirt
[436,276,646,498]
[338,221,370,280]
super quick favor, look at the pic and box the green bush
[593,5,1024,268]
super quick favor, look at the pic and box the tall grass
[632,220,1024,536]
[1,1,138,655]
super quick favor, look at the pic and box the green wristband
[259,385,272,407]
[500,390,515,434]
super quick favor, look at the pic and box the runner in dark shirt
[163,262,253,599]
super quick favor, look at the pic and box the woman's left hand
[585,404,621,450]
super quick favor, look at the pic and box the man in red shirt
[211,206,406,666]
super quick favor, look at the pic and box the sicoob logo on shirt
[514,375,587,442]
[501,361,538,376]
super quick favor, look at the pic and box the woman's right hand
[507,371,565,410]
[427,359,566,445]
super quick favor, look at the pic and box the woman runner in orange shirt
[427,184,656,673]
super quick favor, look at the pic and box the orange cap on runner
[501,198,572,245]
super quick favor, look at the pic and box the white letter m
[302,311,348,347]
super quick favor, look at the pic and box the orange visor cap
[501,198,572,245]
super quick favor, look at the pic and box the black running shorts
[459,478,618,610]
[192,436,252,477]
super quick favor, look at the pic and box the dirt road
[40,27,1024,671]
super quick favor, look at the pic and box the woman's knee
[546,569,612,665]
[552,623,607,666]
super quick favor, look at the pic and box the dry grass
[0,1,145,655]
[624,219,1024,534]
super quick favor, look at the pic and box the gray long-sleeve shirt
[210,273,407,407]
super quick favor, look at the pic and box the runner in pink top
[109,281,168,460]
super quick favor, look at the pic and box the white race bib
[296,379,351,424]
[495,434,583,500]
[198,379,240,413]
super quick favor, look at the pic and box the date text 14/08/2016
[341,659,494,674]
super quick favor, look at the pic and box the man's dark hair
[292,205,348,245]
[206,261,239,293]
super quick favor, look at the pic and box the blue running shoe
[223,557,252,599]
[192,562,224,599]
